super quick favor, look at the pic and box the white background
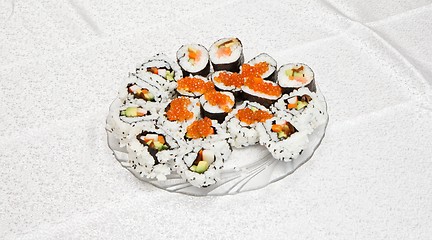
[1,0,432,239]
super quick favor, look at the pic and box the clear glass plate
[107,90,328,196]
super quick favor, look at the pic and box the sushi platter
[106,38,329,196]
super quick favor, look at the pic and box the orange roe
[214,72,244,88]
[186,117,214,139]
[244,77,282,97]
[166,97,194,122]
[177,77,214,94]
[241,62,268,78]
[236,108,273,125]
[204,91,234,112]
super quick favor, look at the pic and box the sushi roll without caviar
[126,125,183,181]
[224,101,273,148]
[272,88,326,134]
[135,71,177,96]
[118,74,168,107]
[277,63,316,94]
[176,44,210,77]
[246,53,277,82]
[157,97,201,138]
[200,91,235,123]
[242,75,282,108]
[176,76,214,98]
[209,71,243,99]
[175,140,231,188]
[209,37,244,72]
[136,53,183,82]
[257,116,309,162]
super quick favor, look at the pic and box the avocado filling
[127,84,155,101]
[286,94,312,110]
[271,121,297,140]
[120,107,147,117]
[189,149,215,174]
[146,67,175,81]
[285,66,307,83]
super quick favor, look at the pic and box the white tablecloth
[1,0,432,239]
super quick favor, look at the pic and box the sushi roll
[157,97,201,138]
[277,63,316,94]
[134,71,177,97]
[209,71,244,99]
[199,91,235,123]
[224,101,273,148]
[118,73,168,107]
[126,125,183,180]
[176,76,214,97]
[241,76,282,108]
[136,53,183,82]
[272,88,327,134]
[184,117,229,143]
[257,116,309,162]
[246,53,277,82]
[175,140,231,188]
[176,44,211,77]
[209,37,244,72]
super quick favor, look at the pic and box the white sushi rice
[136,53,183,81]
[200,91,235,114]
[176,44,209,74]
[175,140,231,188]
[118,73,168,107]
[256,116,309,162]
[209,38,243,65]
[246,53,277,79]
[272,87,326,134]
[277,63,314,88]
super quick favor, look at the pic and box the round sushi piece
[126,125,183,181]
[176,75,214,98]
[200,91,235,123]
[136,53,183,82]
[246,53,277,82]
[224,101,273,148]
[209,71,244,99]
[272,87,326,134]
[106,100,159,147]
[157,97,201,138]
[184,117,229,144]
[209,37,244,72]
[118,73,168,107]
[176,44,210,77]
[257,116,309,162]
[241,76,282,108]
[134,71,177,97]
[175,140,231,188]
[277,63,316,94]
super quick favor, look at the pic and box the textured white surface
[1,0,432,239]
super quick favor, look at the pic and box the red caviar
[244,77,282,96]
[214,72,244,88]
[236,107,273,125]
[186,117,214,139]
[177,77,214,94]
[204,91,234,112]
[166,97,194,122]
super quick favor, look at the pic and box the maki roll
[272,88,327,134]
[277,63,316,94]
[175,140,231,188]
[176,76,214,97]
[176,44,210,77]
[135,71,177,96]
[209,71,244,99]
[184,117,229,143]
[136,53,183,82]
[127,125,183,180]
[224,101,273,148]
[246,53,277,82]
[118,73,168,107]
[200,91,235,123]
[209,38,244,72]
[157,97,201,138]
[241,76,282,108]
[257,116,309,162]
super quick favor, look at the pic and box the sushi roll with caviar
[136,53,183,82]
[246,53,277,82]
[200,91,235,123]
[241,75,282,108]
[209,71,244,99]
[224,101,273,148]
[184,117,229,143]
[157,97,201,138]
[118,73,168,107]
[257,116,309,162]
[176,76,214,97]
[272,88,327,133]
[175,140,231,188]
[277,63,316,94]
[209,38,244,72]
[176,44,211,77]
[126,125,183,180]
